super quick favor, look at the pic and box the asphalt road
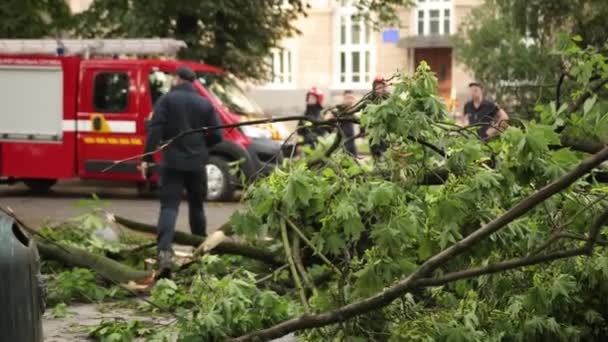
[0,180,242,232]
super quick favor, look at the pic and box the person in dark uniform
[325,90,358,156]
[463,82,509,140]
[369,76,390,159]
[140,66,223,278]
[297,87,325,148]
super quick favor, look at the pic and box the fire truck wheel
[205,156,236,202]
[24,179,56,194]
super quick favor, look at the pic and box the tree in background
[454,0,608,119]
[0,0,72,38]
[0,0,411,80]
[73,0,411,80]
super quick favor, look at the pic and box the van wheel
[205,156,236,202]
[24,179,56,194]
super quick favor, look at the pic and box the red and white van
[0,39,288,201]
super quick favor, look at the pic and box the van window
[93,72,129,113]
[197,72,265,116]
[148,70,175,106]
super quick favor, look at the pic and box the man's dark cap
[176,66,196,82]
[468,81,483,88]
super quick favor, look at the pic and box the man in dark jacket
[140,66,223,278]
[463,82,509,140]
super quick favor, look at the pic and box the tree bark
[35,238,152,284]
[113,215,283,267]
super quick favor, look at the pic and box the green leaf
[583,95,597,115]
[550,274,577,301]
[344,216,365,240]
[326,233,345,255]
[285,169,313,207]
[417,238,433,260]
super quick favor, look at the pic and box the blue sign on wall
[382,29,400,43]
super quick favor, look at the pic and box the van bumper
[246,138,283,178]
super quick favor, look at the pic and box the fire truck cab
[0,39,287,201]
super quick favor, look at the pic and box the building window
[416,0,451,35]
[93,72,129,113]
[268,49,294,87]
[336,0,374,87]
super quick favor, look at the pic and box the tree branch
[283,215,342,276]
[111,214,283,267]
[555,72,567,110]
[293,235,315,291]
[422,207,608,286]
[102,115,357,172]
[280,218,310,313]
[229,147,608,341]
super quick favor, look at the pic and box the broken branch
[230,147,608,341]
[112,214,283,267]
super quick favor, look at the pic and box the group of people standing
[297,78,509,158]
[296,76,390,158]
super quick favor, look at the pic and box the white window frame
[265,46,296,89]
[413,0,453,36]
[333,0,376,90]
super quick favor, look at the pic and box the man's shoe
[157,250,173,279]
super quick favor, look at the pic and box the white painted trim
[332,1,376,89]
[412,0,454,36]
[263,42,298,89]
[62,120,136,133]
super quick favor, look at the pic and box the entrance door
[414,48,452,99]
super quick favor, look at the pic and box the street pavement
[0,180,242,232]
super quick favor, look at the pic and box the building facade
[68,0,481,117]
[251,0,481,116]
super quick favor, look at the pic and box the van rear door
[0,56,79,180]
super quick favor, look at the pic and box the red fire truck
[0,39,288,201]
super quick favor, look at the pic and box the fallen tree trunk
[113,215,283,267]
[0,207,154,284]
[36,238,153,284]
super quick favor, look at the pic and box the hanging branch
[102,115,358,172]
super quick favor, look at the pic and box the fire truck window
[93,72,129,113]
[148,71,174,106]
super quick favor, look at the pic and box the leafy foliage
[89,319,153,342]
[228,43,608,340]
[46,268,126,306]
[0,0,72,38]
[145,255,299,341]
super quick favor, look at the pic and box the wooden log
[113,215,283,267]
[35,238,152,284]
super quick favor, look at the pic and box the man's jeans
[156,167,207,251]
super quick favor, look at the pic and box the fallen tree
[111,214,283,267]
[6,39,607,341]
[36,238,153,284]
[0,207,154,284]
[230,145,608,341]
